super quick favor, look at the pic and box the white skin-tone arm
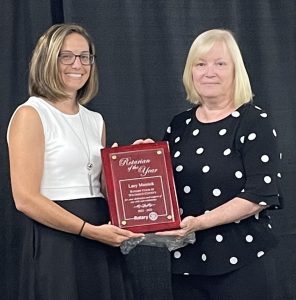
[8,106,143,246]
[157,198,267,237]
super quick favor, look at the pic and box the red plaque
[101,141,181,233]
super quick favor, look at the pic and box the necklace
[78,111,93,171]
[61,108,94,195]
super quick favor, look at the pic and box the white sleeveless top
[7,96,105,200]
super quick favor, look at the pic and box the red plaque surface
[101,141,181,233]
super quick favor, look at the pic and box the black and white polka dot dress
[164,103,282,276]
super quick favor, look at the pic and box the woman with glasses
[7,23,143,300]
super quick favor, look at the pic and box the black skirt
[18,197,133,300]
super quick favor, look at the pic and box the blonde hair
[183,29,253,107]
[29,23,98,104]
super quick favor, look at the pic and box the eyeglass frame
[58,51,95,65]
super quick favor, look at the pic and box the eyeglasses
[58,51,95,65]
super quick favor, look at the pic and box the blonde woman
[158,29,283,300]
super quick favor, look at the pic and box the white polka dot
[264,176,272,184]
[184,186,191,193]
[254,213,259,220]
[196,147,204,155]
[179,208,184,215]
[248,133,256,140]
[240,136,245,143]
[183,272,190,276]
[257,251,265,258]
[259,201,267,206]
[216,234,223,242]
[268,224,272,229]
[174,251,181,259]
[174,151,180,158]
[277,173,281,178]
[230,257,238,264]
[241,189,245,192]
[186,118,191,124]
[235,220,241,224]
[223,148,231,156]
[176,165,183,172]
[273,129,277,137]
[261,155,269,163]
[235,171,243,178]
[246,235,253,242]
[213,189,221,197]
[279,152,282,159]
[193,129,199,136]
[260,113,267,118]
[175,137,180,143]
[219,129,227,136]
[255,106,262,110]
[232,111,240,118]
[167,126,171,133]
[204,210,210,214]
[201,254,207,261]
[202,165,210,173]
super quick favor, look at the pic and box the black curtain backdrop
[1,1,296,299]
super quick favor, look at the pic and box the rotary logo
[149,212,158,221]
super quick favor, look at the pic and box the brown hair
[29,23,98,104]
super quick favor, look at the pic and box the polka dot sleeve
[236,107,283,209]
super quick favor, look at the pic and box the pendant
[87,162,93,170]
